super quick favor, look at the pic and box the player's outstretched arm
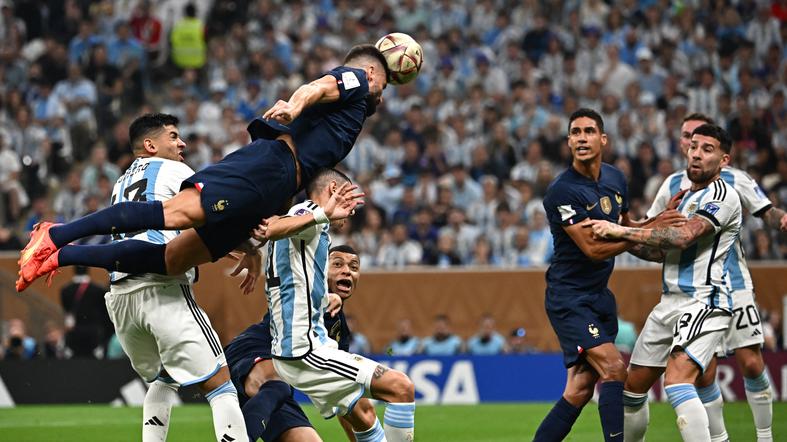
[262,75,341,124]
[565,220,634,261]
[254,183,364,241]
[760,206,787,232]
[589,216,714,250]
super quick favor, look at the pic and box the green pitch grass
[1,402,784,441]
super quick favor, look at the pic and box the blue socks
[533,397,581,441]
[50,201,165,248]
[58,240,168,275]
[355,418,386,442]
[242,380,291,441]
[598,381,624,441]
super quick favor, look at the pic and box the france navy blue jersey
[543,163,629,293]
[325,309,351,352]
[247,66,372,185]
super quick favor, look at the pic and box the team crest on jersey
[588,324,600,338]
[614,193,622,205]
[687,201,698,214]
[211,199,229,212]
[600,196,612,214]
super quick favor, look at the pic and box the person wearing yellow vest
[170,3,205,69]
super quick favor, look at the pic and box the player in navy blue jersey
[533,108,682,442]
[224,244,376,442]
[17,43,389,291]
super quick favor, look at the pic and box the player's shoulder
[710,178,741,205]
[287,199,319,216]
[720,166,755,184]
[545,168,575,195]
[601,162,625,180]
[665,169,686,181]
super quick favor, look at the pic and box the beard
[687,166,717,184]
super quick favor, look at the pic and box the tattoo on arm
[373,365,389,379]
[619,217,711,249]
[762,207,786,230]
[627,244,665,262]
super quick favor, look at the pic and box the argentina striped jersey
[657,178,741,309]
[648,167,771,293]
[266,200,332,359]
[109,157,196,292]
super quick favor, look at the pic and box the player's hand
[651,209,687,228]
[228,251,262,295]
[253,216,280,240]
[263,100,300,125]
[326,292,343,317]
[586,219,624,239]
[666,189,688,210]
[324,182,365,221]
[780,213,787,232]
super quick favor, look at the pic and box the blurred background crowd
[1,0,787,360]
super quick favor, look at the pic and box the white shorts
[630,295,731,372]
[720,290,765,355]
[105,283,226,385]
[273,344,378,418]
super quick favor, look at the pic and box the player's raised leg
[369,365,415,442]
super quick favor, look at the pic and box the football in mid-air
[375,32,424,85]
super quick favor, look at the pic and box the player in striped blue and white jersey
[103,114,247,442]
[641,114,786,442]
[260,168,416,442]
[590,124,740,442]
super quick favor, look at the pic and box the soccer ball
[375,33,424,85]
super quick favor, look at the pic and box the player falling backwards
[224,242,379,442]
[238,168,415,442]
[624,113,785,442]
[534,108,683,442]
[16,43,388,291]
[590,123,741,442]
[104,113,247,442]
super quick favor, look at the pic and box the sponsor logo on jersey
[211,199,229,212]
[586,202,598,211]
[600,196,612,214]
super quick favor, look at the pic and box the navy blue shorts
[545,288,619,368]
[224,319,273,404]
[225,318,312,441]
[181,139,297,261]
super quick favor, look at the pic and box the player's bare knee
[600,358,627,382]
[739,358,764,378]
[385,371,415,402]
[244,376,262,398]
[564,385,594,406]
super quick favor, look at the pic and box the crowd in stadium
[0,0,786,270]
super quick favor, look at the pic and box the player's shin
[697,383,728,442]
[533,397,581,441]
[383,402,415,442]
[623,390,649,442]
[58,241,168,275]
[355,417,387,442]
[242,380,291,440]
[49,201,165,247]
[665,383,711,442]
[744,372,773,442]
[205,380,248,442]
[598,381,624,441]
[142,379,179,442]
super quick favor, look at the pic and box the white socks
[205,380,248,442]
[623,390,649,442]
[696,383,728,442]
[744,373,773,442]
[354,417,387,442]
[383,402,415,442]
[143,380,180,442]
[665,383,711,442]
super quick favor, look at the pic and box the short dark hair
[568,108,605,134]
[128,113,179,152]
[682,113,715,125]
[306,168,352,198]
[344,44,391,82]
[692,124,732,154]
[330,244,358,256]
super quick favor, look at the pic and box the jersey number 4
[111,179,148,240]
